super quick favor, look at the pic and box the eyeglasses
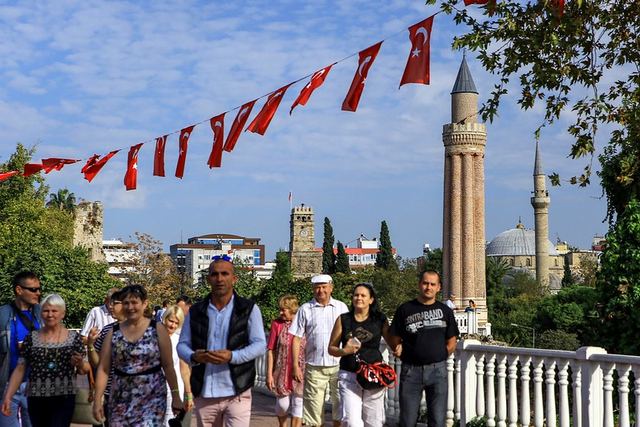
[110,301,122,306]
[212,254,233,262]
[19,286,42,293]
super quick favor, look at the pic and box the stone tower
[442,56,487,321]
[531,141,550,288]
[72,201,105,262]
[289,204,322,278]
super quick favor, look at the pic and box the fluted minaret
[531,141,550,288]
[442,56,487,322]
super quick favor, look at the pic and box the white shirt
[445,300,456,310]
[289,297,348,367]
[80,305,116,336]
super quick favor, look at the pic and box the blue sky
[0,0,609,259]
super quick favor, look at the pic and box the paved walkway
[72,389,335,426]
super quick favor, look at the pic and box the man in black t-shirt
[389,270,459,427]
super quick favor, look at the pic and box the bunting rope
[2,7,498,189]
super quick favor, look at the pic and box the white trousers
[275,394,303,418]
[338,370,386,427]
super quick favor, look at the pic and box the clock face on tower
[300,229,308,237]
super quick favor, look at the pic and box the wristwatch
[191,351,201,366]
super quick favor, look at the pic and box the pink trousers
[194,389,252,427]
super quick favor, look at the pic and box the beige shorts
[302,364,340,426]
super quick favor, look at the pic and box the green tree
[335,241,351,274]
[46,188,76,212]
[421,248,443,276]
[561,255,574,287]
[123,232,182,306]
[272,250,293,286]
[596,199,640,355]
[322,217,336,274]
[375,220,397,270]
[0,144,117,327]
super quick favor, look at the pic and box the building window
[526,258,531,267]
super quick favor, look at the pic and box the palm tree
[47,188,76,212]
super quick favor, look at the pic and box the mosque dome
[486,222,558,256]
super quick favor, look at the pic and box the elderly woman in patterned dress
[1,293,90,427]
[266,295,306,427]
[92,285,184,426]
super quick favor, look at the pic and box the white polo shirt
[289,297,348,367]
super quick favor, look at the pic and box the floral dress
[268,319,306,397]
[109,320,166,426]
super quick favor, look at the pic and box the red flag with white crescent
[246,84,291,135]
[83,150,120,182]
[175,125,195,179]
[207,113,226,168]
[23,163,44,177]
[42,158,80,173]
[290,64,333,115]
[124,143,144,191]
[224,100,256,152]
[342,42,383,112]
[153,135,168,177]
[0,171,19,183]
[400,16,434,87]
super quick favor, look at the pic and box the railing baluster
[572,363,582,427]
[603,363,615,427]
[456,353,462,422]
[497,355,507,427]
[447,354,455,427]
[634,370,640,427]
[558,361,570,427]
[486,354,496,427]
[508,357,519,427]
[477,354,486,417]
[520,357,531,427]
[618,365,631,427]
[533,359,544,427]
[545,361,557,427]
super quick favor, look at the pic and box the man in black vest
[177,256,266,427]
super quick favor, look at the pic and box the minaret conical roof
[534,141,544,176]
[451,54,478,95]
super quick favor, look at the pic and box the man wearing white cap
[290,274,348,427]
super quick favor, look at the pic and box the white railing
[253,339,640,427]
[455,311,478,334]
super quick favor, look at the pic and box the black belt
[113,365,162,377]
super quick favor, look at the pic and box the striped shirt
[289,297,348,367]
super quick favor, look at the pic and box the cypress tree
[376,220,397,270]
[322,217,336,274]
[335,241,351,274]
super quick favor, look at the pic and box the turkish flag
[464,0,488,4]
[207,113,226,168]
[224,100,256,152]
[551,0,564,17]
[23,164,44,177]
[82,150,120,182]
[124,143,144,191]
[290,64,333,114]
[0,171,19,182]
[246,84,291,135]
[153,135,168,177]
[42,158,80,173]
[400,16,434,87]
[342,42,383,112]
[175,125,195,179]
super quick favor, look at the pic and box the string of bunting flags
[2,0,563,189]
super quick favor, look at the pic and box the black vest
[189,292,256,397]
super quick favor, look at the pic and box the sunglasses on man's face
[19,285,42,293]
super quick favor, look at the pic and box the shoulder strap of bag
[10,302,36,332]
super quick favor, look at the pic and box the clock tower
[289,204,322,278]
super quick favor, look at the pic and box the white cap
[311,274,333,285]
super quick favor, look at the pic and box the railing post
[577,346,607,427]
[459,339,480,426]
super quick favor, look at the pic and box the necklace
[40,328,63,371]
